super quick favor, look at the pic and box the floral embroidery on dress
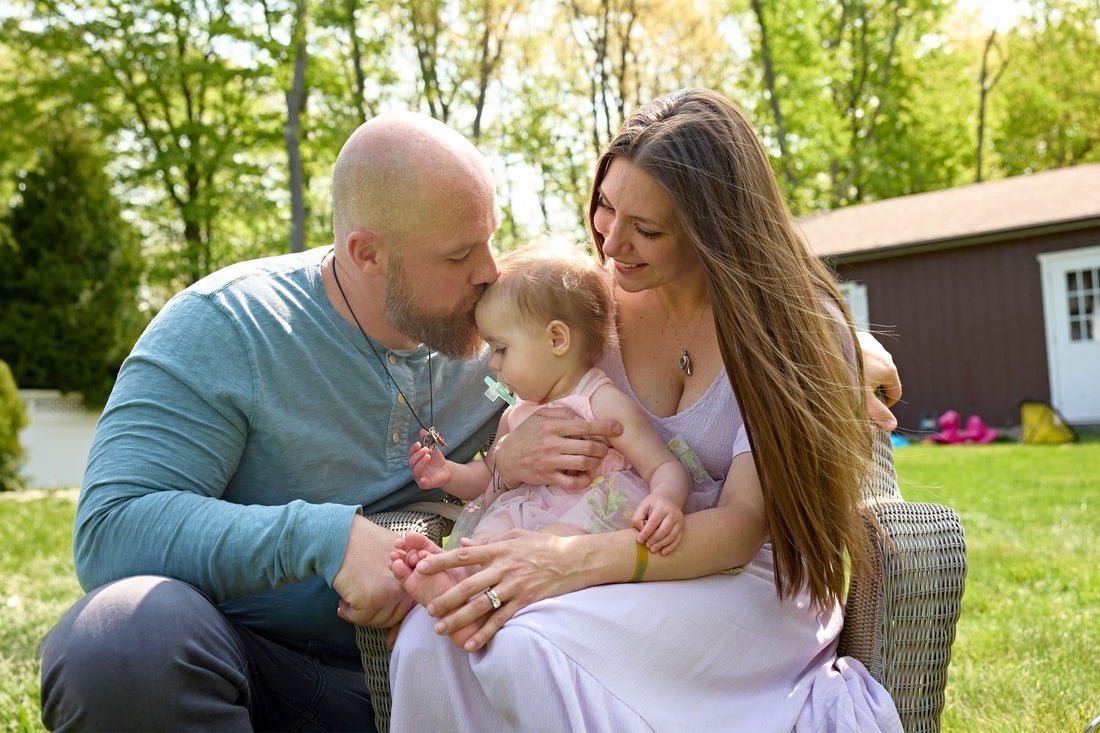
[585,474,633,533]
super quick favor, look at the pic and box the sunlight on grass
[1,440,1098,731]
[895,441,1100,733]
[0,494,79,733]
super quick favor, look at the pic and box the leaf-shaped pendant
[678,350,693,376]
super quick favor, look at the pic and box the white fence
[18,390,101,489]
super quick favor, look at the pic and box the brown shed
[799,163,1100,433]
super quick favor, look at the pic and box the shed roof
[799,163,1100,261]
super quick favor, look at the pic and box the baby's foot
[393,532,484,647]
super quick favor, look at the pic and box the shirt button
[397,394,406,405]
[388,354,398,365]
[391,432,400,444]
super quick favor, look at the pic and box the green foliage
[0,361,28,493]
[739,0,968,212]
[11,0,292,292]
[991,0,1100,175]
[3,0,1100,286]
[0,132,145,408]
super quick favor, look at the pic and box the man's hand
[333,514,415,629]
[492,406,622,491]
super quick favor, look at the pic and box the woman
[388,89,903,732]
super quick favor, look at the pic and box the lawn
[2,438,1098,732]
[894,438,1100,732]
[0,492,79,733]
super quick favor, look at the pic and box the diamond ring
[484,587,502,610]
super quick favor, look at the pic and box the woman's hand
[856,331,902,431]
[407,529,615,651]
[492,406,622,491]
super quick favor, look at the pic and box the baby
[392,241,690,645]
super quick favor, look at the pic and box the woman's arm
[407,452,766,651]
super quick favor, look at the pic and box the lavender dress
[389,347,903,733]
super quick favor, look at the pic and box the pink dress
[390,345,903,733]
[448,369,654,546]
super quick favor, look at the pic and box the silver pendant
[678,350,693,376]
[422,426,449,452]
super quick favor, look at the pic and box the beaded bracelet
[630,542,649,583]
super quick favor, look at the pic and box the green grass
[2,438,1098,731]
[0,493,79,733]
[895,438,1100,732]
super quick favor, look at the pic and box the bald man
[37,112,511,732]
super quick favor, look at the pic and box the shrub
[0,359,28,491]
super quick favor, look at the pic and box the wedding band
[484,587,502,609]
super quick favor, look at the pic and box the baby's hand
[408,429,452,489]
[632,495,684,555]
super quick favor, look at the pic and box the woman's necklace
[329,251,448,452]
[654,291,709,377]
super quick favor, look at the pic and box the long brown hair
[588,88,872,611]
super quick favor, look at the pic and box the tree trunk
[286,0,310,253]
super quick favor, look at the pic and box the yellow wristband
[630,542,649,583]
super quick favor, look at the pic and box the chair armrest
[839,428,968,733]
[355,507,456,733]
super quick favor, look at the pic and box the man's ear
[346,228,384,276]
[547,320,571,356]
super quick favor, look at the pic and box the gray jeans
[38,575,376,732]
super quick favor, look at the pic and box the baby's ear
[546,319,571,355]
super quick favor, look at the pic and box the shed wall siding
[832,228,1099,432]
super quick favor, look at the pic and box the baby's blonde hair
[485,239,614,367]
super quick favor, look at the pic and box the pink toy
[928,409,998,444]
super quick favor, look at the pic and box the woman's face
[591,156,702,293]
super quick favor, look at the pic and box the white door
[1038,245,1100,424]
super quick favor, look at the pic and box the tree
[13,0,287,290]
[976,26,1008,181]
[0,133,145,407]
[741,0,957,211]
[991,0,1100,175]
[0,359,28,492]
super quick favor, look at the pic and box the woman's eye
[636,226,661,239]
[493,347,506,356]
[596,196,613,212]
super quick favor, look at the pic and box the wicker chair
[837,426,968,733]
[358,427,966,733]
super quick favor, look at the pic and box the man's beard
[384,260,485,360]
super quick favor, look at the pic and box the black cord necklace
[329,250,448,452]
